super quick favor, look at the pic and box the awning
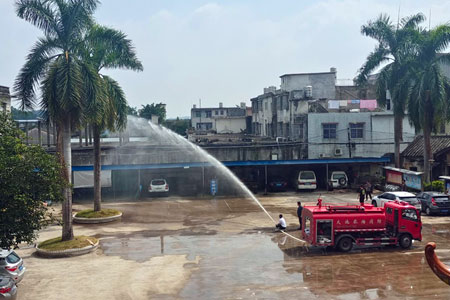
[72,157,390,172]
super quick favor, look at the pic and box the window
[350,123,364,138]
[206,111,212,118]
[215,110,219,115]
[220,110,224,115]
[323,123,337,139]
[402,208,419,221]
[264,102,268,111]
[196,123,213,130]
[6,252,20,264]
[195,111,201,118]
[300,171,315,180]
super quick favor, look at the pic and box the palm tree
[14,0,103,241]
[80,25,143,211]
[407,24,450,182]
[357,13,424,168]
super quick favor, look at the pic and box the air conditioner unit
[335,148,343,156]
[319,153,326,158]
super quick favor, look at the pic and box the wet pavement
[15,191,450,299]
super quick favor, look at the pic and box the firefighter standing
[358,185,366,205]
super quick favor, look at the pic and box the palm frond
[84,24,143,72]
[102,75,128,131]
[356,45,391,85]
[361,14,395,47]
[401,13,425,29]
[15,0,59,37]
[14,36,61,109]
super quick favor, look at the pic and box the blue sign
[210,179,217,196]
[403,173,422,191]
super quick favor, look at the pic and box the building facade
[191,102,248,133]
[308,111,416,159]
[0,86,11,113]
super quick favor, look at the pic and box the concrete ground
[15,190,450,299]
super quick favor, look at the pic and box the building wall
[251,93,274,136]
[280,72,336,99]
[191,108,215,131]
[308,112,415,159]
[215,118,246,133]
[191,107,246,132]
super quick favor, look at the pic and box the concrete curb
[35,239,99,258]
[73,212,122,224]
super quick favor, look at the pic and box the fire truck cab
[301,200,422,252]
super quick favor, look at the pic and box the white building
[191,102,248,133]
[307,111,416,159]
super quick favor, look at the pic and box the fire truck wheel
[337,236,353,252]
[399,234,412,249]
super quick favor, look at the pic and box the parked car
[328,171,348,189]
[297,171,317,190]
[268,176,288,192]
[148,179,169,195]
[417,192,450,215]
[0,250,25,284]
[372,191,421,210]
[0,277,17,299]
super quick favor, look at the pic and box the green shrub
[423,181,444,192]
[432,180,444,193]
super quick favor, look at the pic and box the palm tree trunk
[60,116,74,241]
[93,124,102,212]
[423,91,432,183]
[394,114,403,168]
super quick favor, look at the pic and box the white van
[297,171,317,190]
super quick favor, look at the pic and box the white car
[372,191,421,210]
[297,171,317,190]
[148,179,169,194]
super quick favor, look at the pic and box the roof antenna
[396,2,401,30]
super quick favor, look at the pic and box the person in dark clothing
[358,185,366,205]
[297,201,303,230]
[365,181,373,201]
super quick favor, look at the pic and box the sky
[1,0,450,118]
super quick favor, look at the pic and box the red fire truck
[301,199,422,252]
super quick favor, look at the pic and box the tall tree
[14,0,103,241]
[357,13,424,168]
[407,24,450,182]
[139,103,166,123]
[81,24,143,212]
[0,113,66,249]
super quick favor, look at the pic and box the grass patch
[75,209,121,218]
[38,236,98,251]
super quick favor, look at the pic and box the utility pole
[347,127,352,158]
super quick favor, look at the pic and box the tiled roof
[402,135,450,158]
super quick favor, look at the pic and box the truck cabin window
[401,208,418,221]
[386,207,393,214]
